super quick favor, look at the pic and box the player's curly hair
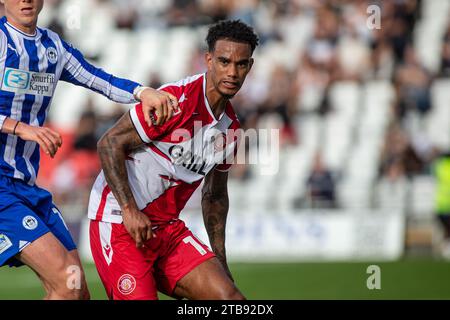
[206,20,259,54]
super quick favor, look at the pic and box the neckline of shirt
[5,21,38,39]
[202,73,226,124]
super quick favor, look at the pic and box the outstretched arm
[97,112,154,248]
[201,168,233,280]
[59,40,178,127]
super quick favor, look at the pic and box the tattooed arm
[97,112,154,248]
[201,169,233,280]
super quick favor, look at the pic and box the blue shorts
[0,175,76,267]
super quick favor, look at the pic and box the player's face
[2,0,43,32]
[206,40,254,98]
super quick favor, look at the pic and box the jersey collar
[203,73,226,125]
[5,19,38,39]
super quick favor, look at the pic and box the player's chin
[19,16,37,27]
[219,85,240,98]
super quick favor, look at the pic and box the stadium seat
[410,175,437,218]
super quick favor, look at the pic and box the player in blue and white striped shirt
[0,0,178,300]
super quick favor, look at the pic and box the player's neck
[205,76,228,120]
[6,17,37,36]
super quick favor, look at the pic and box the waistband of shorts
[151,218,180,231]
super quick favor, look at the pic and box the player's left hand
[140,88,178,127]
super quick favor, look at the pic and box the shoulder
[158,73,204,97]
[0,28,6,43]
[0,29,6,56]
[38,27,71,51]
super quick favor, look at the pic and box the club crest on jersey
[22,215,38,230]
[2,67,55,97]
[0,234,12,254]
[117,274,136,295]
[46,47,58,64]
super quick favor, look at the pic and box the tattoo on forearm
[202,171,229,262]
[97,113,144,210]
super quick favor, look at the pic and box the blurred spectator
[379,123,424,179]
[439,24,450,77]
[73,109,98,152]
[294,54,331,115]
[50,109,101,206]
[306,152,337,209]
[166,0,210,27]
[393,46,432,118]
[258,65,298,146]
[197,0,229,23]
[111,0,139,30]
[147,72,163,90]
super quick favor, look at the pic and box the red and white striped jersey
[88,73,241,224]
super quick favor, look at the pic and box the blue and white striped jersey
[0,16,141,185]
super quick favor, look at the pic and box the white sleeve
[0,31,7,132]
[0,115,6,132]
[0,30,6,58]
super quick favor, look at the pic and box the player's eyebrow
[217,57,250,65]
[236,59,250,65]
[217,56,231,63]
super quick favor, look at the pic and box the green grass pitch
[1,259,449,299]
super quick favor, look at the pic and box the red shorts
[89,219,215,300]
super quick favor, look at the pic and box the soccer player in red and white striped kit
[88,20,259,300]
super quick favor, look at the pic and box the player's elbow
[97,133,121,157]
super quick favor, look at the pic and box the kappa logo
[0,234,12,254]
[7,44,19,56]
[19,240,30,251]
[117,274,136,295]
[22,215,38,230]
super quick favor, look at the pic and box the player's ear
[205,51,213,68]
[249,58,254,71]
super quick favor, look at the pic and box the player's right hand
[15,123,62,158]
[122,209,155,248]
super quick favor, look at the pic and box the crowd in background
[1,0,449,214]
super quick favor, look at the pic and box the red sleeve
[129,86,183,143]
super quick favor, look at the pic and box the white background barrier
[79,209,405,262]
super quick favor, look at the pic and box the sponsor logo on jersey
[46,47,58,64]
[22,215,38,230]
[0,234,12,254]
[117,274,136,295]
[168,144,207,175]
[2,67,55,97]
[102,243,113,265]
